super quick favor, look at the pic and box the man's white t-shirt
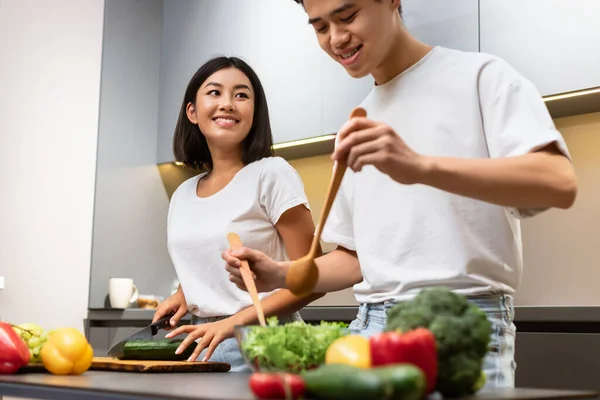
[167,157,310,317]
[322,46,571,305]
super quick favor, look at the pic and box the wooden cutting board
[18,357,231,374]
[90,357,231,373]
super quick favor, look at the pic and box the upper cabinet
[480,0,600,96]
[403,0,479,52]
[223,0,324,145]
[157,0,482,162]
[157,0,324,163]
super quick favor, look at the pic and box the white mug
[109,278,139,309]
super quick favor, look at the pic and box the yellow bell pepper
[41,328,93,375]
[325,334,371,369]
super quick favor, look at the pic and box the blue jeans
[191,312,303,372]
[348,294,516,389]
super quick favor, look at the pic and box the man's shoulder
[435,46,507,70]
[424,47,529,97]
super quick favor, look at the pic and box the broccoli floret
[436,352,484,397]
[385,288,492,397]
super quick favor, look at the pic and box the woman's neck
[206,145,244,179]
[196,145,245,198]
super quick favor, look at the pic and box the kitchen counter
[86,306,359,325]
[86,305,600,326]
[85,305,600,395]
[0,371,597,400]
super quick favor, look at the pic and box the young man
[223,0,577,388]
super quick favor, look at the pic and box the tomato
[249,372,305,399]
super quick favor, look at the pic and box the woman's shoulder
[255,156,299,179]
[171,172,206,201]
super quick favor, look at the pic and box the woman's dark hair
[173,56,273,170]
[293,0,402,14]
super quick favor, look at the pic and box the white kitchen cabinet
[158,0,482,157]
[217,0,323,145]
[320,0,479,135]
[480,0,600,96]
[157,0,324,159]
[403,0,480,52]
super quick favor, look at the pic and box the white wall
[89,0,177,308]
[0,0,105,330]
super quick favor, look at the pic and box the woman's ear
[186,102,198,124]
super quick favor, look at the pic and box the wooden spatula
[227,232,267,326]
[285,107,368,297]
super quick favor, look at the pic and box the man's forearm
[307,248,363,293]
[420,146,577,210]
[233,247,362,325]
[232,290,324,325]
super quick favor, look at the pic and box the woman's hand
[152,287,188,329]
[222,248,288,293]
[165,317,238,362]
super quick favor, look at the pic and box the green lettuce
[239,317,348,373]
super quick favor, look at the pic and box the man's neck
[371,27,434,85]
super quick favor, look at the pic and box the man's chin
[343,65,371,80]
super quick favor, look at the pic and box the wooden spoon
[285,107,368,297]
[227,232,267,326]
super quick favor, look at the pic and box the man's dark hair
[293,0,402,15]
[173,56,273,170]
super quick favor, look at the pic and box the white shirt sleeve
[258,157,310,225]
[320,167,356,251]
[478,57,572,219]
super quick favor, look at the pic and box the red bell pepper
[370,328,438,393]
[0,322,31,374]
[249,372,305,399]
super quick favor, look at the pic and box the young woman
[152,56,323,371]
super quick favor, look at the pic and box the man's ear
[186,102,198,124]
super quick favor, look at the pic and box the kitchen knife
[106,312,174,358]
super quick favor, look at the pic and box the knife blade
[106,312,174,358]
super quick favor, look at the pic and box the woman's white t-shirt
[167,157,310,318]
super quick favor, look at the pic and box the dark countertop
[0,371,597,400]
[87,306,600,325]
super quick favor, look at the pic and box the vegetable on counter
[385,287,492,397]
[374,364,427,400]
[239,317,347,373]
[41,327,93,375]
[12,323,50,364]
[302,363,425,400]
[249,372,305,399]
[369,328,437,393]
[326,334,371,369]
[0,322,31,374]
[120,339,198,361]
